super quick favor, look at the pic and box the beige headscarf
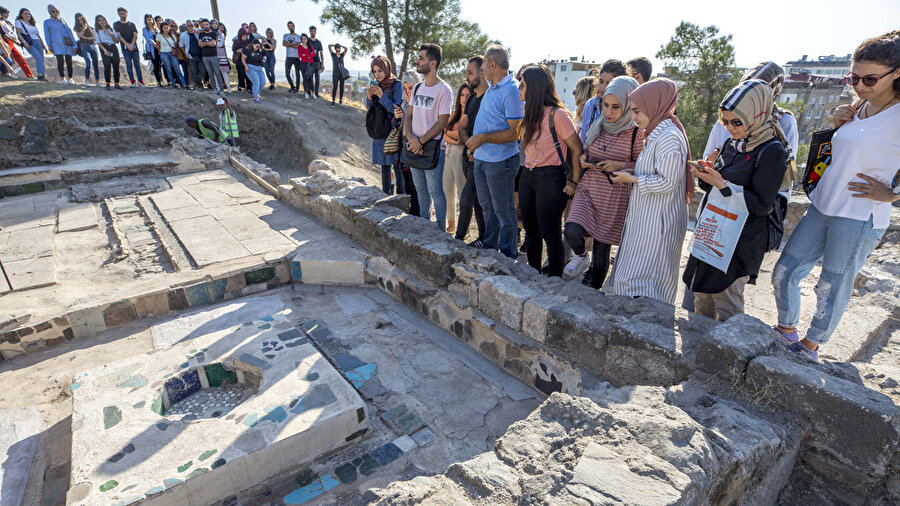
[719,79,786,153]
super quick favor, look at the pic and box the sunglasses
[844,67,898,87]
[721,118,744,128]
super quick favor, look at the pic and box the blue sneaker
[787,341,819,361]
[773,326,800,345]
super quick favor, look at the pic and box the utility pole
[210,0,220,20]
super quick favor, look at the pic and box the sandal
[787,341,819,362]
[773,326,800,346]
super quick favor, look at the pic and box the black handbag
[400,138,441,169]
[802,128,836,197]
[339,66,350,80]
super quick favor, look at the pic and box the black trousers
[285,57,301,90]
[564,222,612,289]
[99,45,120,84]
[311,62,320,96]
[455,155,485,242]
[150,50,162,84]
[233,51,248,89]
[518,165,567,277]
[401,165,419,217]
[55,54,72,79]
[332,76,345,102]
[299,62,314,96]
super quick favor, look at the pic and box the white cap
[216,98,226,106]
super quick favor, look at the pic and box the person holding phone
[683,80,788,322]
[772,31,900,361]
[366,56,404,195]
[564,76,643,287]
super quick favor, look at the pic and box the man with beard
[455,55,488,246]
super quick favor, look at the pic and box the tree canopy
[657,22,742,152]
[312,0,496,78]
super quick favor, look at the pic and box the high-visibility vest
[195,119,222,142]
[220,110,240,140]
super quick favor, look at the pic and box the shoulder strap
[548,106,566,167]
[630,127,638,163]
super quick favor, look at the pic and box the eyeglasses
[844,67,898,87]
[721,118,744,128]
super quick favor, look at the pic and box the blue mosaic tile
[117,374,148,389]
[284,480,323,504]
[184,283,211,307]
[164,369,201,405]
[239,353,268,369]
[243,413,260,427]
[290,261,302,281]
[333,354,366,372]
[260,315,274,322]
[259,405,288,424]
[278,329,302,341]
[207,278,228,302]
[371,443,402,466]
[411,428,436,446]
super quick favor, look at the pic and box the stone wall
[280,169,900,503]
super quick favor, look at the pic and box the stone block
[224,273,247,295]
[24,119,48,135]
[477,275,536,331]
[544,301,610,376]
[603,319,694,387]
[19,135,46,154]
[274,262,290,284]
[244,266,276,286]
[695,314,778,379]
[293,245,367,285]
[167,288,189,311]
[134,292,170,319]
[522,293,568,344]
[68,307,106,338]
[103,301,137,328]
[746,356,900,478]
[0,124,17,140]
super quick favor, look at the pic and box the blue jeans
[410,150,447,230]
[246,64,266,98]
[474,155,520,258]
[80,43,99,80]
[160,52,186,86]
[264,52,276,84]
[122,48,143,83]
[773,204,885,345]
[380,165,405,195]
[26,41,45,76]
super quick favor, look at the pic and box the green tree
[312,0,495,77]
[656,22,741,152]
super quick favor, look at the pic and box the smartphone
[369,79,377,86]
[688,160,708,173]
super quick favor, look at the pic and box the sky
[24,0,900,75]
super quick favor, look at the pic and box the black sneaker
[269,84,275,90]
[581,267,593,287]
[466,239,483,249]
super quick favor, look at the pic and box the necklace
[865,97,899,118]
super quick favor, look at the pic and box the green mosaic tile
[244,267,275,286]
[203,363,237,387]
[99,480,118,492]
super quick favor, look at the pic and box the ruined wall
[279,169,900,504]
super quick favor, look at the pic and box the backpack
[366,82,396,140]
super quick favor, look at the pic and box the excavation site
[1,79,899,506]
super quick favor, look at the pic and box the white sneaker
[562,253,591,281]
[68,79,75,85]
[61,78,68,84]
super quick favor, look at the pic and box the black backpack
[366,84,395,140]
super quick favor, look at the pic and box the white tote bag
[689,183,748,273]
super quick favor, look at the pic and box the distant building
[783,54,852,78]
[780,77,852,140]
[541,58,602,110]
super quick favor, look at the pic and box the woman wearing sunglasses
[564,76,643,287]
[683,80,788,321]
[772,30,900,361]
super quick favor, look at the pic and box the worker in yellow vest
[217,97,240,151]
[185,115,223,142]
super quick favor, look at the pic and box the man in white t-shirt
[282,22,302,93]
[404,43,452,231]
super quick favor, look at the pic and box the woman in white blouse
[772,31,900,361]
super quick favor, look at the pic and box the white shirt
[809,102,900,229]
[703,113,799,160]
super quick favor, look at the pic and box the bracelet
[567,179,577,185]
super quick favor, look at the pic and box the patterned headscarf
[720,79,787,153]
[584,76,639,146]
[629,78,694,200]
[371,55,397,91]
[742,61,790,120]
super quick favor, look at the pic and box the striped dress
[606,119,688,304]
[566,127,645,245]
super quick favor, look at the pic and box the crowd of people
[364,31,900,362]
[0,4,352,106]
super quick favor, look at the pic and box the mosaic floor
[165,383,255,420]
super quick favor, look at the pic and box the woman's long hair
[520,66,567,149]
[74,12,90,35]
[143,13,156,31]
[448,84,470,129]
[94,14,109,32]
[573,76,598,123]
[17,8,35,25]
[854,30,900,95]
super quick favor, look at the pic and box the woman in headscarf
[564,76,644,288]
[683,80,788,321]
[42,4,75,83]
[605,78,691,304]
[366,55,404,195]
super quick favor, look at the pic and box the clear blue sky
[31,0,900,74]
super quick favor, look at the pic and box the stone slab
[69,305,367,506]
[0,226,54,261]
[0,406,42,506]
[0,267,10,294]
[4,256,57,291]
[152,295,285,349]
[57,203,98,232]
[242,233,297,256]
[149,188,199,212]
[293,245,367,285]
[168,216,251,268]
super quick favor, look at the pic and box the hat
[216,98,226,106]
[185,116,196,125]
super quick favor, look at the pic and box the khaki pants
[694,276,750,322]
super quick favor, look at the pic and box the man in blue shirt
[465,44,523,259]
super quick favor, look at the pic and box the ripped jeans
[772,204,884,345]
